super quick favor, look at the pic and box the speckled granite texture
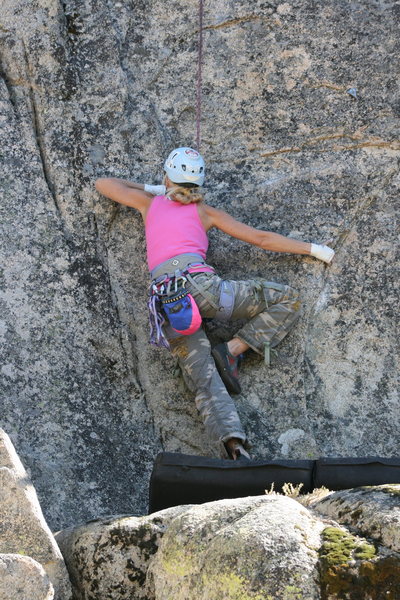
[0,0,398,528]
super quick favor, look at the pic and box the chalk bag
[162,289,202,335]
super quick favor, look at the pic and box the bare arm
[95,178,153,216]
[200,203,311,255]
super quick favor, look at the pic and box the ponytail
[163,176,203,204]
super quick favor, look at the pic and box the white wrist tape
[310,243,335,264]
[144,184,166,195]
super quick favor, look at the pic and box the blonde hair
[164,176,203,204]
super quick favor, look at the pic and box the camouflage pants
[168,273,301,453]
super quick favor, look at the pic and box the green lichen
[161,539,306,599]
[282,584,303,599]
[319,527,400,599]
[201,571,271,600]
[161,555,274,599]
[161,548,193,579]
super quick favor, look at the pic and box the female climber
[95,147,334,461]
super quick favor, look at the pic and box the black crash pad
[313,456,400,491]
[148,452,314,513]
[149,453,400,514]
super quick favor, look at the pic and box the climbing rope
[195,0,204,150]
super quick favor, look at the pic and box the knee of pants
[262,281,301,307]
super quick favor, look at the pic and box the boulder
[148,495,325,600]
[0,553,54,600]
[55,505,190,600]
[310,483,400,553]
[0,431,72,600]
[303,485,400,599]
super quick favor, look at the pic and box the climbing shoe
[211,342,242,395]
[226,440,251,461]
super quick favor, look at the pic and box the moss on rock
[319,526,400,599]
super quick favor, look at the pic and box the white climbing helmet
[164,147,205,186]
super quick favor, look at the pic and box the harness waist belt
[150,253,212,280]
[148,254,235,334]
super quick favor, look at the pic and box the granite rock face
[0,0,399,527]
[0,431,72,600]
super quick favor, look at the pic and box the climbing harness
[148,254,212,348]
[150,253,212,280]
[147,253,236,348]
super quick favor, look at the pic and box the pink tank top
[145,195,209,271]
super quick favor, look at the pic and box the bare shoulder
[197,201,217,231]
[199,202,263,245]
[197,202,231,230]
[199,202,240,228]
